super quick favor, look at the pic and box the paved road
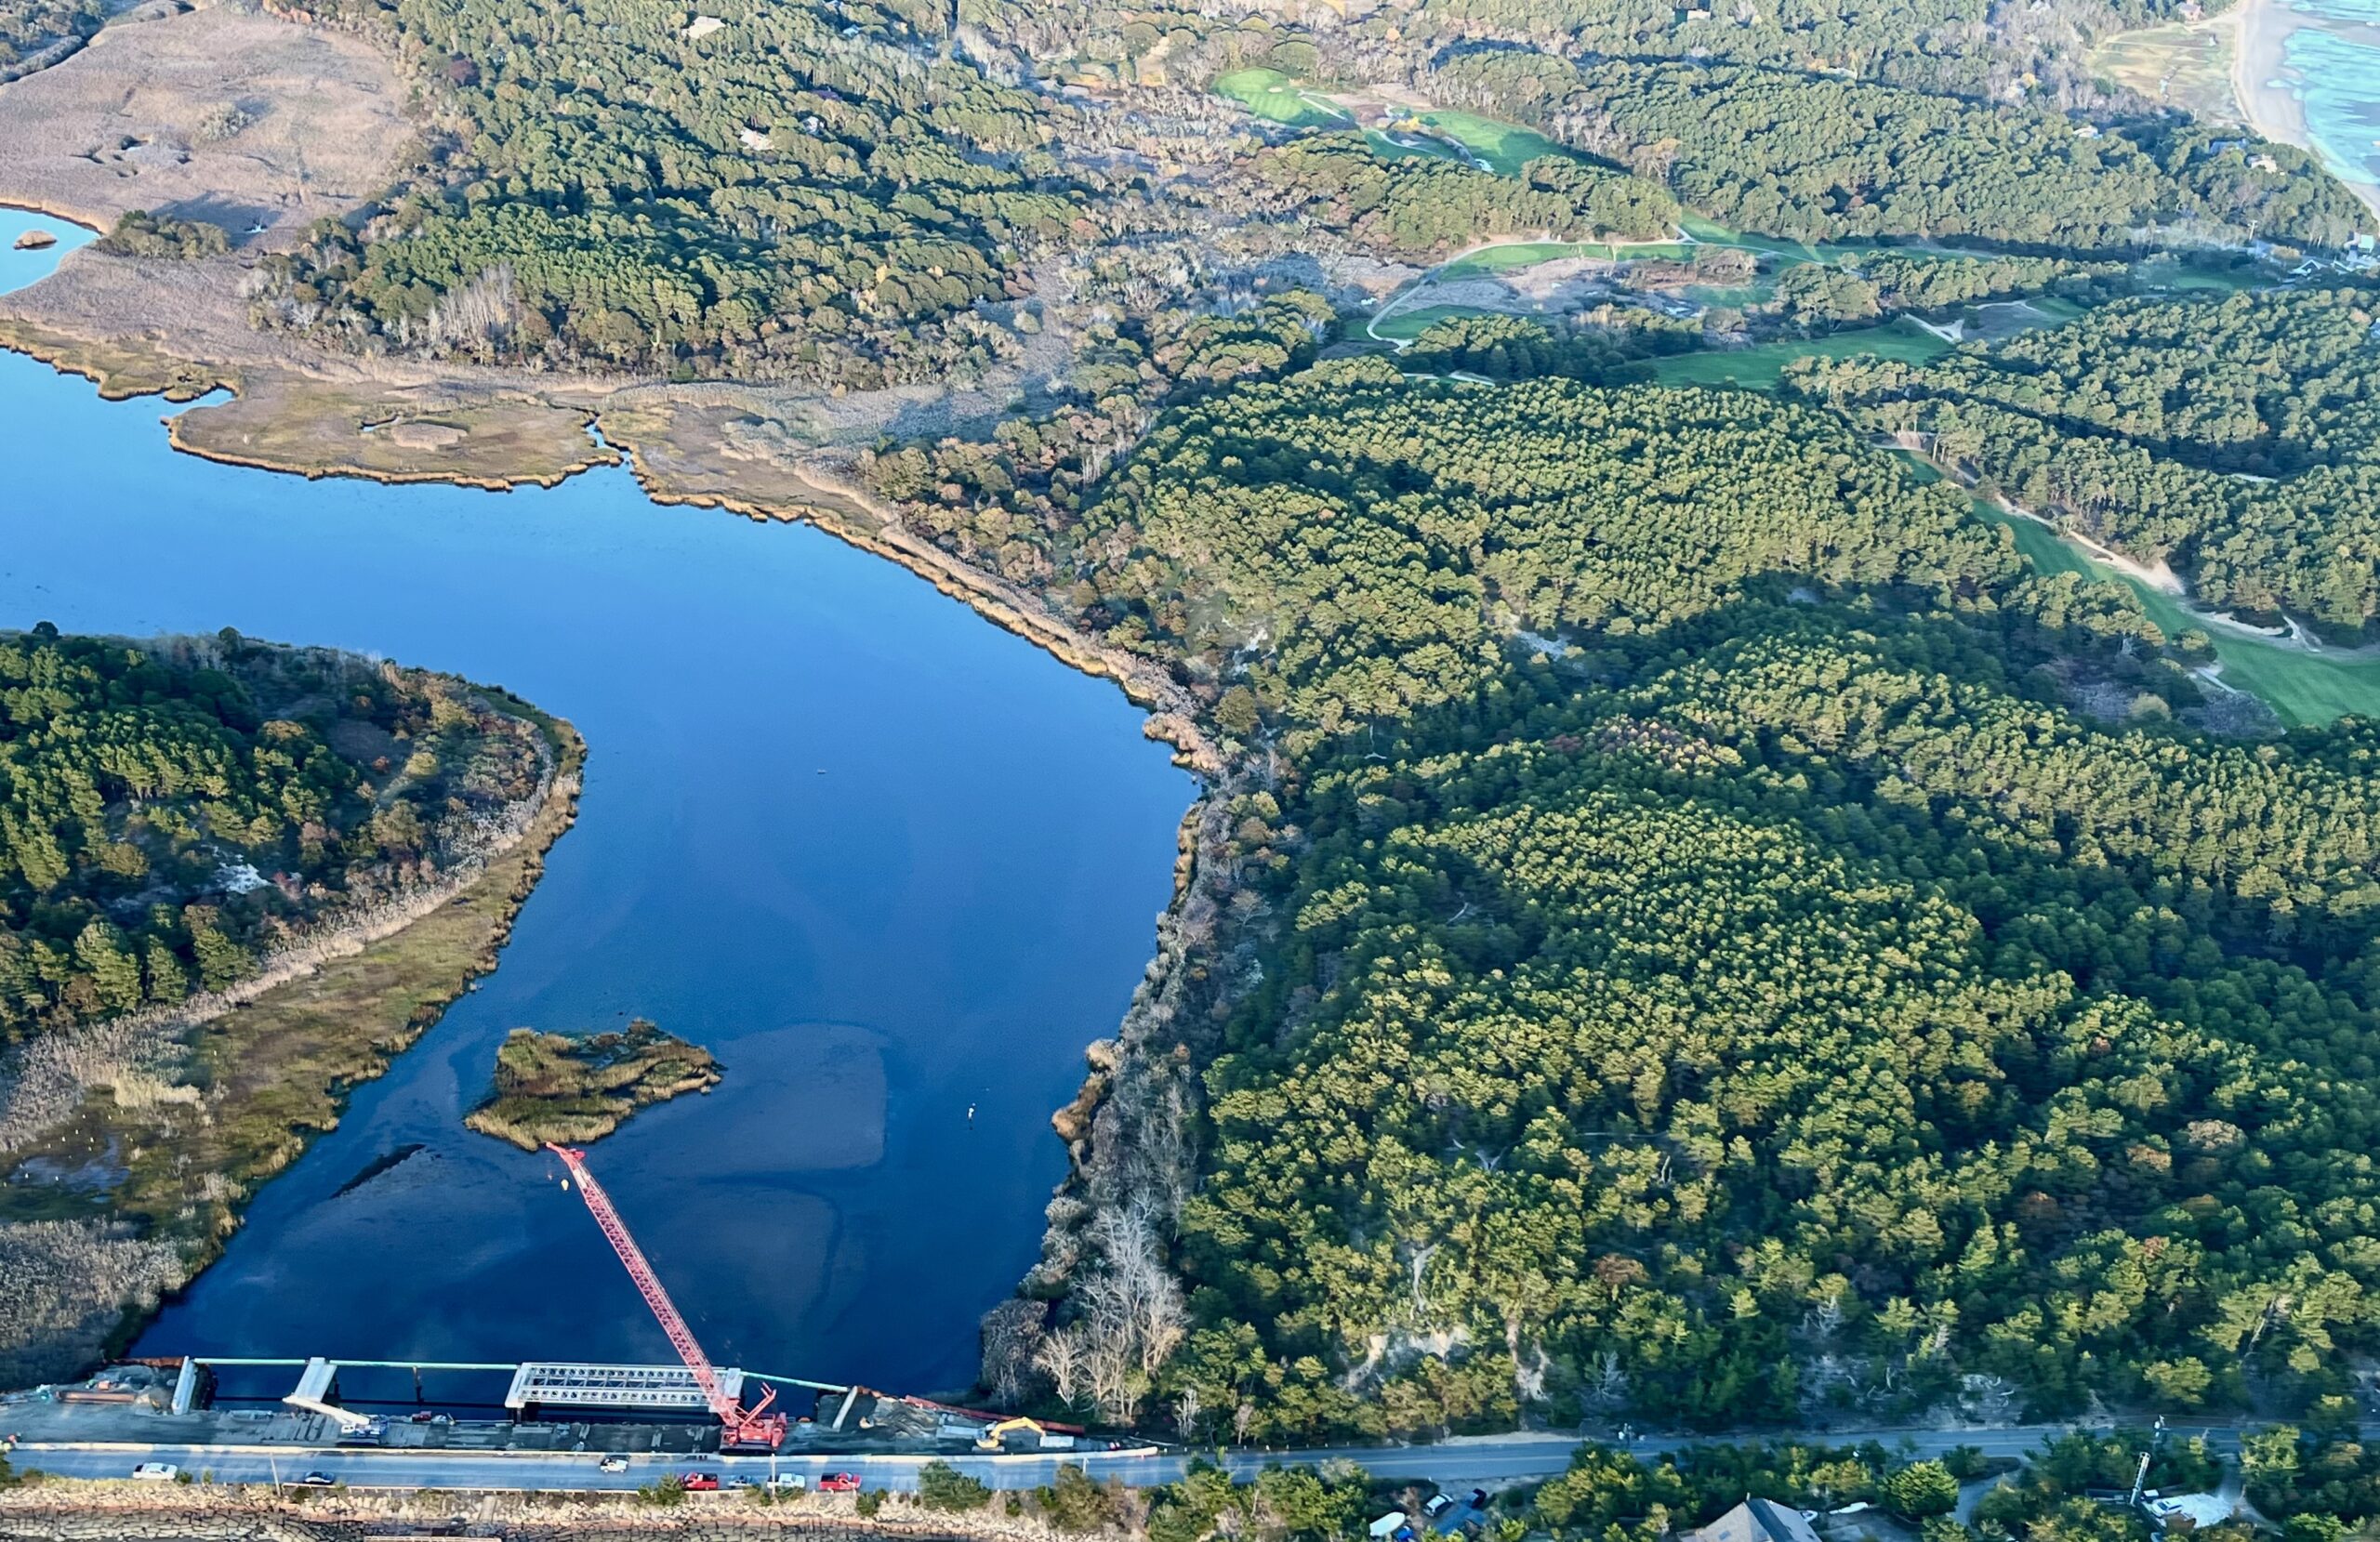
[10,1422,2247,1494]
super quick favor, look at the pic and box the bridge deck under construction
[7,1359,1045,1461]
[504,1362,746,1413]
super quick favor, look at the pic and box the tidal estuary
[0,210,1194,1397]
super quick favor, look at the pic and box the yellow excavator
[973,1416,1047,1451]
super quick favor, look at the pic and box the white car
[763,1474,809,1493]
[598,1456,629,1473]
[130,1463,178,1482]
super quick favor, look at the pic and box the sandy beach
[2231,0,2380,218]
[2233,0,2311,146]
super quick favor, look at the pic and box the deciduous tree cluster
[95,209,230,260]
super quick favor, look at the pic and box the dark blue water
[0,213,1192,1395]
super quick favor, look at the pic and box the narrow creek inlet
[0,212,1196,1397]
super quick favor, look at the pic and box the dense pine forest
[1079,361,2019,728]
[866,302,2380,1446]
[251,0,1070,383]
[1432,57,2361,250]
[1773,255,2128,326]
[1790,286,2380,635]
[1048,366,2380,1436]
[22,0,2380,1483]
[0,628,549,1041]
[1174,610,2380,1434]
[1250,137,1678,258]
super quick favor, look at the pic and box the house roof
[2148,1495,2234,1531]
[1692,1498,1824,1542]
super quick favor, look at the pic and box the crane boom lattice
[546,1143,786,1449]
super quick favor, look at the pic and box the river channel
[0,211,1195,1397]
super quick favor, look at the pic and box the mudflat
[0,3,404,244]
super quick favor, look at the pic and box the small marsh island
[465,1020,721,1150]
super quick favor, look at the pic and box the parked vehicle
[818,1472,862,1493]
[681,1472,721,1492]
[764,1474,809,1492]
[598,1456,629,1473]
[1424,1496,1455,1519]
[129,1463,178,1482]
[298,1471,337,1486]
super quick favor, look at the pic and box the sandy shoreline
[2233,0,2309,146]
[2231,0,2380,218]
[0,199,99,233]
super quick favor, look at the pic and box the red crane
[546,1143,787,1450]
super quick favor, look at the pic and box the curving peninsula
[0,627,579,1387]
